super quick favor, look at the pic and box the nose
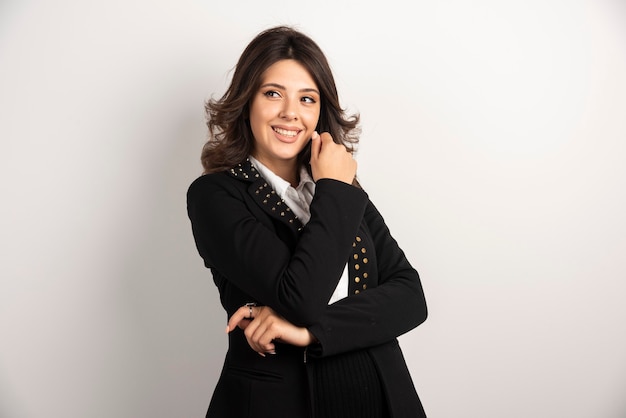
[279,99,298,120]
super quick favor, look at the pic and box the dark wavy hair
[201,25,360,174]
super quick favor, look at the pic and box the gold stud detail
[363,273,368,278]
[355,264,360,270]
[356,236,362,242]
[355,290,360,294]
[355,277,360,283]
[363,284,367,290]
[363,258,368,264]
[361,248,366,254]
[353,254,358,260]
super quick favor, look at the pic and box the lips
[273,127,299,137]
[272,126,301,143]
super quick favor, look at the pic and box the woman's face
[249,59,321,174]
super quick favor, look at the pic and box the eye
[263,90,281,98]
[301,96,317,104]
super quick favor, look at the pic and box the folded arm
[229,201,427,358]
[187,175,368,325]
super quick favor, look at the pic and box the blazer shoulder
[187,171,245,198]
[363,198,385,225]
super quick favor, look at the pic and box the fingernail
[258,352,266,357]
[225,326,229,333]
[268,350,277,355]
[312,131,318,139]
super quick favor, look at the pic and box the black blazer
[187,159,428,418]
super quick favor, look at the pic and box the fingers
[247,322,277,356]
[309,131,321,161]
[225,305,252,333]
[309,131,357,184]
[227,306,312,356]
[227,305,277,356]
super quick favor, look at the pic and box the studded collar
[226,159,305,235]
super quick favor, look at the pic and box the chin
[275,146,306,160]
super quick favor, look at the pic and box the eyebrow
[260,83,320,95]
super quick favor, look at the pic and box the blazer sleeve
[187,174,369,325]
[306,201,427,358]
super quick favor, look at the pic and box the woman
[187,25,428,418]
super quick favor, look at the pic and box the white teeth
[274,127,298,137]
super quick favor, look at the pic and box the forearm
[307,268,426,357]
[307,200,428,357]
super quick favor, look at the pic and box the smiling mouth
[273,127,299,138]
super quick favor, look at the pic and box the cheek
[248,106,270,137]
[304,109,321,128]
[250,102,278,125]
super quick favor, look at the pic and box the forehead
[261,59,317,88]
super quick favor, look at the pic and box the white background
[1,0,625,417]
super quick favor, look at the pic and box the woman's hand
[226,305,317,356]
[310,131,357,184]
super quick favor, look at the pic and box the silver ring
[245,302,256,319]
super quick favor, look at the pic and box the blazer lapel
[227,159,305,236]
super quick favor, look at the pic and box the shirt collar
[248,156,314,200]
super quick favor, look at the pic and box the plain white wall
[1,0,625,417]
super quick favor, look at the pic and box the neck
[273,163,299,188]
[253,156,299,187]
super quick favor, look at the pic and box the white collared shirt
[249,156,348,304]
